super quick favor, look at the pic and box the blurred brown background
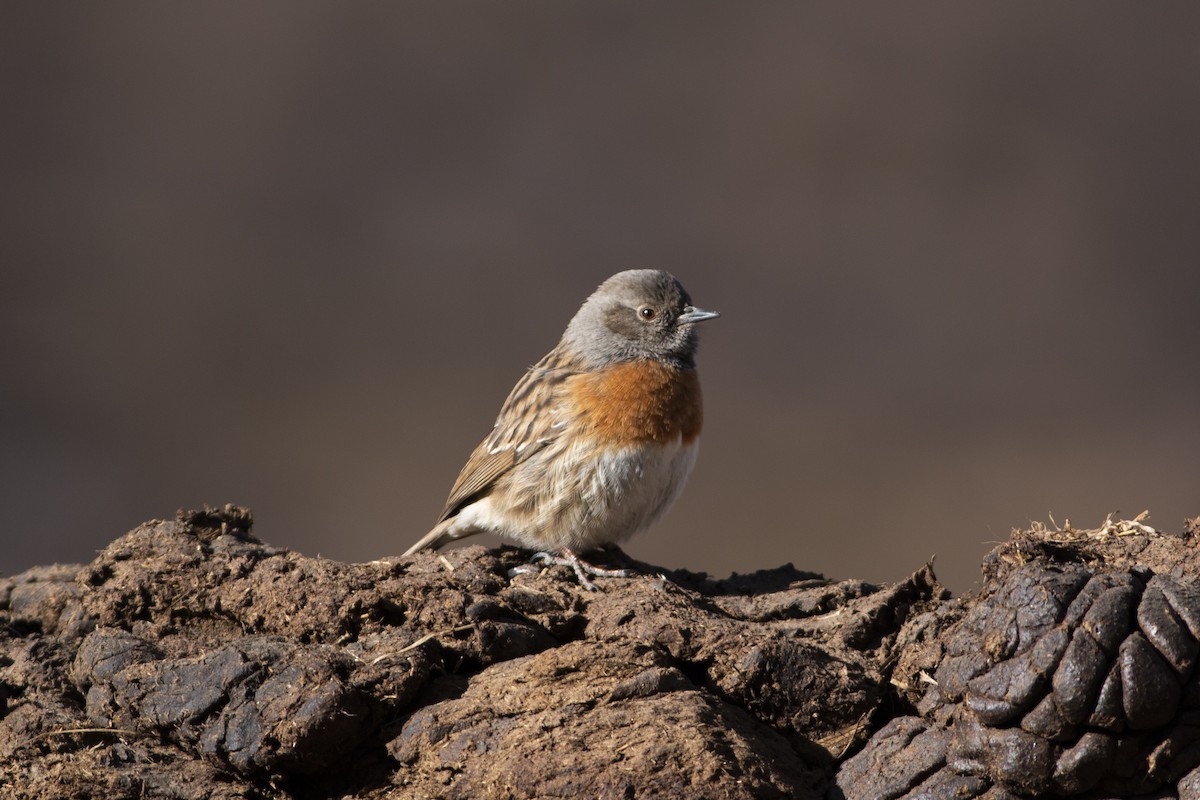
[2,4,1198,595]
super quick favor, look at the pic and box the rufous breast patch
[567,360,703,445]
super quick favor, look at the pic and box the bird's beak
[677,306,720,325]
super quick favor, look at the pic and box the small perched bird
[403,269,719,589]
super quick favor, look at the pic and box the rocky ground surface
[2,506,1198,799]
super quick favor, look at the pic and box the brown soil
[3,506,1198,799]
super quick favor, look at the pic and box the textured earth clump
[2,506,1197,799]
[1,505,936,799]
[835,516,1200,800]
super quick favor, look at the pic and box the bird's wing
[437,350,576,522]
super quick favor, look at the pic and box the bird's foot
[508,548,635,591]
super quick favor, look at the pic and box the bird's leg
[508,548,635,591]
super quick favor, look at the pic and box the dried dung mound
[1,505,938,799]
[835,514,1200,800]
[4,507,1197,799]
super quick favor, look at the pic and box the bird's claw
[507,549,635,591]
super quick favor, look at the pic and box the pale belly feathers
[450,434,699,552]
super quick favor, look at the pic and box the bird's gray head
[562,269,719,368]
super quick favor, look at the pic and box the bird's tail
[402,518,457,557]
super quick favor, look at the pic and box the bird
[403,269,719,590]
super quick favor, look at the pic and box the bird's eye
[638,306,657,321]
